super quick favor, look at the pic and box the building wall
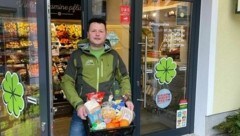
[213,0,240,114]
[195,0,240,135]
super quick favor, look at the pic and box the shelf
[143,57,159,62]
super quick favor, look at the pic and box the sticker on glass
[1,71,25,118]
[155,88,172,108]
[176,108,187,128]
[154,57,177,85]
[107,32,119,46]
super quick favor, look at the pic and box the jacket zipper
[101,59,103,78]
[79,85,83,96]
[96,67,99,92]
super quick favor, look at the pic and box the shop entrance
[139,1,193,135]
[0,0,199,135]
[50,0,199,136]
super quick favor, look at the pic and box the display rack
[51,20,82,117]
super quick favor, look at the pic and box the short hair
[87,18,106,31]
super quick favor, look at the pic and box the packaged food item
[84,99,101,114]
[101,107,116,120]
[88,109,103,125]
[120,107,134,123]
[85,99,104,128]
[86,92,105,104]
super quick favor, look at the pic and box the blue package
[88,109,103,125]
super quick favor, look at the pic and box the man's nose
[96,32,100,35]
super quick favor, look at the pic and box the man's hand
[125,101,134,111]
[77,105,88,120]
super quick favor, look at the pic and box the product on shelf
[19,40,32,47]
[17,21,30,37]
[3,21,17,37]
[28,64,39,77]
[5,41,20,48]
[29,22,37,36]
[66,24,81,39]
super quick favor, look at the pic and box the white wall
[194,0,218,135]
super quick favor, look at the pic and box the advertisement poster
[176,109,187,128]
[120,5,131,24]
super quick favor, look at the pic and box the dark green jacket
[61,39,131,109]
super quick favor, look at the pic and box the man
[61,18,134,136]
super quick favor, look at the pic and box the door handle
[27,96,39,104]
[137,99,144,102]
[138,42,145,45]
[52,107,58,115]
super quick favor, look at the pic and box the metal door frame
[36,0,201,135]
[130,0,201,135]
[37,0,52,135]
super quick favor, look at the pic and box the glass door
[0,0,42,135]
[140,0,193,135]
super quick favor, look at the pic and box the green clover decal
[154,57,177,84]
[1,71,25,118]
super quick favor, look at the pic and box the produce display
[3,21,17,37]
[51,22,82,78]
[53,23,81,47]
[0,18,39,89]
[0,18,40,134]
[17,22,30,37]
[51,22,82,117]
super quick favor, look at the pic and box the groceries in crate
[84,92,134,130]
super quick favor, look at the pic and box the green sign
[1,71,25,118]
[154,57,177,84]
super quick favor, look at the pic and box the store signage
[1,71,25,118]
[50,0,81,20]
[154,57,177,85]
[120,5,130,24]
[155,89,172,108]
[107,32,119,46]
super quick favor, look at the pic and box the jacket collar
[77,39,112,54]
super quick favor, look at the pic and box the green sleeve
[118,74,132,101]
[61,74,83,109]
[116,56,132,101]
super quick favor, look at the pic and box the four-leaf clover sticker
[1,71,25,118]
[154,57,177,84]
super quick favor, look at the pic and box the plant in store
[213,109,240,136]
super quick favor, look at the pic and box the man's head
[87,18,107,48]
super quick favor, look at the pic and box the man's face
[88,22,107,47]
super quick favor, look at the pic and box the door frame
[130,0,201,135]
[36,0,201,135]
[37,0,52,135]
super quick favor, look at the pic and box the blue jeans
[69,111,87,136]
